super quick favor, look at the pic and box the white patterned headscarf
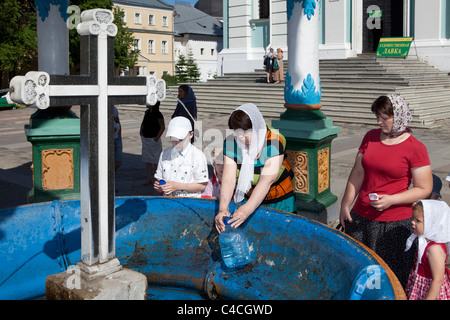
[385,94,412,137]
[405,200,450,271]
[232,103,267,203]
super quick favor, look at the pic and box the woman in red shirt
[339,94,433,289]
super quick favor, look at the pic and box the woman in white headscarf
[214,103,295,233]
[339,94,433,288]
[405,200,450,300]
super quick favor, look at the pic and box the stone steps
[121,55,450,128]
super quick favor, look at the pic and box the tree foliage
[175,51,201,83]
[0,0,37,85]
[69,0,139,72]
[0,0,138,85]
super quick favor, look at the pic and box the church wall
[219,0,450,73]
[409,0,450,71]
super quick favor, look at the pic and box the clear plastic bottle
[219,217,251,269]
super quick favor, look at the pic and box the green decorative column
[272,0,340,225]
[25,0,80,202]
[26,108,80,202]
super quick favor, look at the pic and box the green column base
[25,108,80,203]
[272,108,340,224]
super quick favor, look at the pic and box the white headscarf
[232,103,267,203]
[405,200,450,271]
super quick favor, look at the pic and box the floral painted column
[284,0,321,109]
[272,0,340,225]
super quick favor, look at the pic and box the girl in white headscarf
[405,200,450,300]
[339,94,433,288]
[214,103,295,233]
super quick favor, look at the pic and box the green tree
[69,0,138,72]
[175,51,201,83]
[175,54,189,83]
[185,52,201,83]
[0,0,37,86]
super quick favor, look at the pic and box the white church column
[285,0,321,108]
[272,0,340,224]
[411,0,450,71]
[320,0,354,59]
[36,0,70,75]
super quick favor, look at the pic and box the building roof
[194,0,222,19]
[173,4,222,37]
[114,0,173,11]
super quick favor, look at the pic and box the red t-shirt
[353,129,430,221]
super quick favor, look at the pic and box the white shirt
[155,144,209,198]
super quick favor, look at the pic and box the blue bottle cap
[159,179,166,185]
[224,217,231,225]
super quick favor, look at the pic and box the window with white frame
[134,12,142,24]
[161,40,168,54]
[133,38,141,51]
[121,10,126,23]
[162,16,168,27]
[148,14,155,25]
[148,39,155,54]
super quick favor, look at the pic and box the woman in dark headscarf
[172,85,197,132]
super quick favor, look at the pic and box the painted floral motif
[284,72,321,105]
[35,0,69,22]
[287,0,320,21]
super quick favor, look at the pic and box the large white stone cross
[10,8,165,266]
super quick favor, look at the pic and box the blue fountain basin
[0,196,405,300]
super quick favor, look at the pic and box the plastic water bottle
[219,217,251,269]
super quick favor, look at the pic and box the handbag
[273,58,279,70]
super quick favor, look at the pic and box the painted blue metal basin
[0,196,405,300]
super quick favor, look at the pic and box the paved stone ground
[1,105,450,212]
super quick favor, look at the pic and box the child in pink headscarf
[405,200,450,300]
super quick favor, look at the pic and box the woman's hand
[215,209,231,233]
[228,204,252,229]
[369,194,394,211]
[339,206,352,229]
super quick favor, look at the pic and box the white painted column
[285,0,321,108]
[36,0,69,75]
